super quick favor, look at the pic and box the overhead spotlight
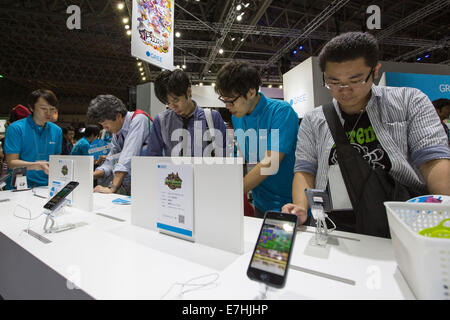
[231,37,236,41]
[137,62,142,66]
[211,83,216,87]
[176,65,180,68]
[244,2,250,7]
[417,57,422,61]
[139,67,143,71]
[240,38,244,42]
[208,70,211,73]
[299,45,303,50]
[236,4,242,11]
[142,77,147,81]
[125,24,130,30]
[218,48,224,54]
[199,82,203,86]
[175,32,181,38]
[237,15,242,22]
[268,84,272,88]
[182,64,187,69]
[279,85,283,89]
[293,50,297,55]
[117,3,124,10]
[122,17,129,24]
[141,72,144,76]
[126,30,131,36]
[425,54,430,58]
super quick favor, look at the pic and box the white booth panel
[131,157,244,254]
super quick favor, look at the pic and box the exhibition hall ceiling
[0,0,449,114]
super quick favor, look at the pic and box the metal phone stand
[15,175,29,191]
[43,199,77,233]
[311,205,328,247]
[254,283,276,300]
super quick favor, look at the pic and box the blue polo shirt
[232,93,299,213]
[4,115,62,188]
[71,137,90,155]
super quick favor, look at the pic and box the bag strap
[322,103,363,208]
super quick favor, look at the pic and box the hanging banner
[131,0,175,70]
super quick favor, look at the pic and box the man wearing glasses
[215,62,299,218]
[283,32,450,231]
[4,89,62,188]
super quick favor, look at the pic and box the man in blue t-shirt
[4,89,62,188]
[71,125,100,156]
[215,62,299,217]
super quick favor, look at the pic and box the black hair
[83,125,100,138]
[87,94,127,123]
[62,126,75,135]
[28,89,58,109]
[432,98,450,111]
[154,69,191,104]
[318,32,379,72]
[215,62,262,98]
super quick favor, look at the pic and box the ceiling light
[236,15,242,21]
[175,32,181,38]
[279,85,283,89]
[137,62,142,66]
[211,83,216,87]
[142,77,146,81]
[141,72,144,76]
[236,4,242,11]
[125,25,130,30]
[126,30,131,36]
[176,65,180,68]
[182,64,186,69]
[123,17,129,24]
[218,48,224,54]
[199,82,203,86]
[139,67,143,71]
[268,84,272,88]
[117,3,124,10]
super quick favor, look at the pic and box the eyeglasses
[218,95,241,106]
[323,68,374,91]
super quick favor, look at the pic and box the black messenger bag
[322,103,424,238]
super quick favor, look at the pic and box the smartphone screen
[43,181,79,211]
[247,212,298,288]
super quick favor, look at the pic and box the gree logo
[439,84,450,93]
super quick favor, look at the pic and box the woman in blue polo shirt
[4,89,62,188]
[71,125,100,155]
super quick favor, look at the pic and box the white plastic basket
[384,201,450,300]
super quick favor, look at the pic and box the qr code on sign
[178,215,185,224]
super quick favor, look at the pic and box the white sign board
[131,0,175,70]
[283,57,315,118]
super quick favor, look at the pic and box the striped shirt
[294,85,450,193]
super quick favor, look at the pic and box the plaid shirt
[294,85,450,193]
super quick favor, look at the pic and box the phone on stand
[247,211,298,288]
[43,181,79,211]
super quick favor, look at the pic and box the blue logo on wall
[146,51,162,63]
[385,72,450,101]
[289,93,308,106]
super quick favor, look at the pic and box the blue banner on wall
[385,72,450,101]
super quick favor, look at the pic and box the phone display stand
[43,199,78,234]
[311,205,328,247]
[254,283,276,300]
[14,175,29,191]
